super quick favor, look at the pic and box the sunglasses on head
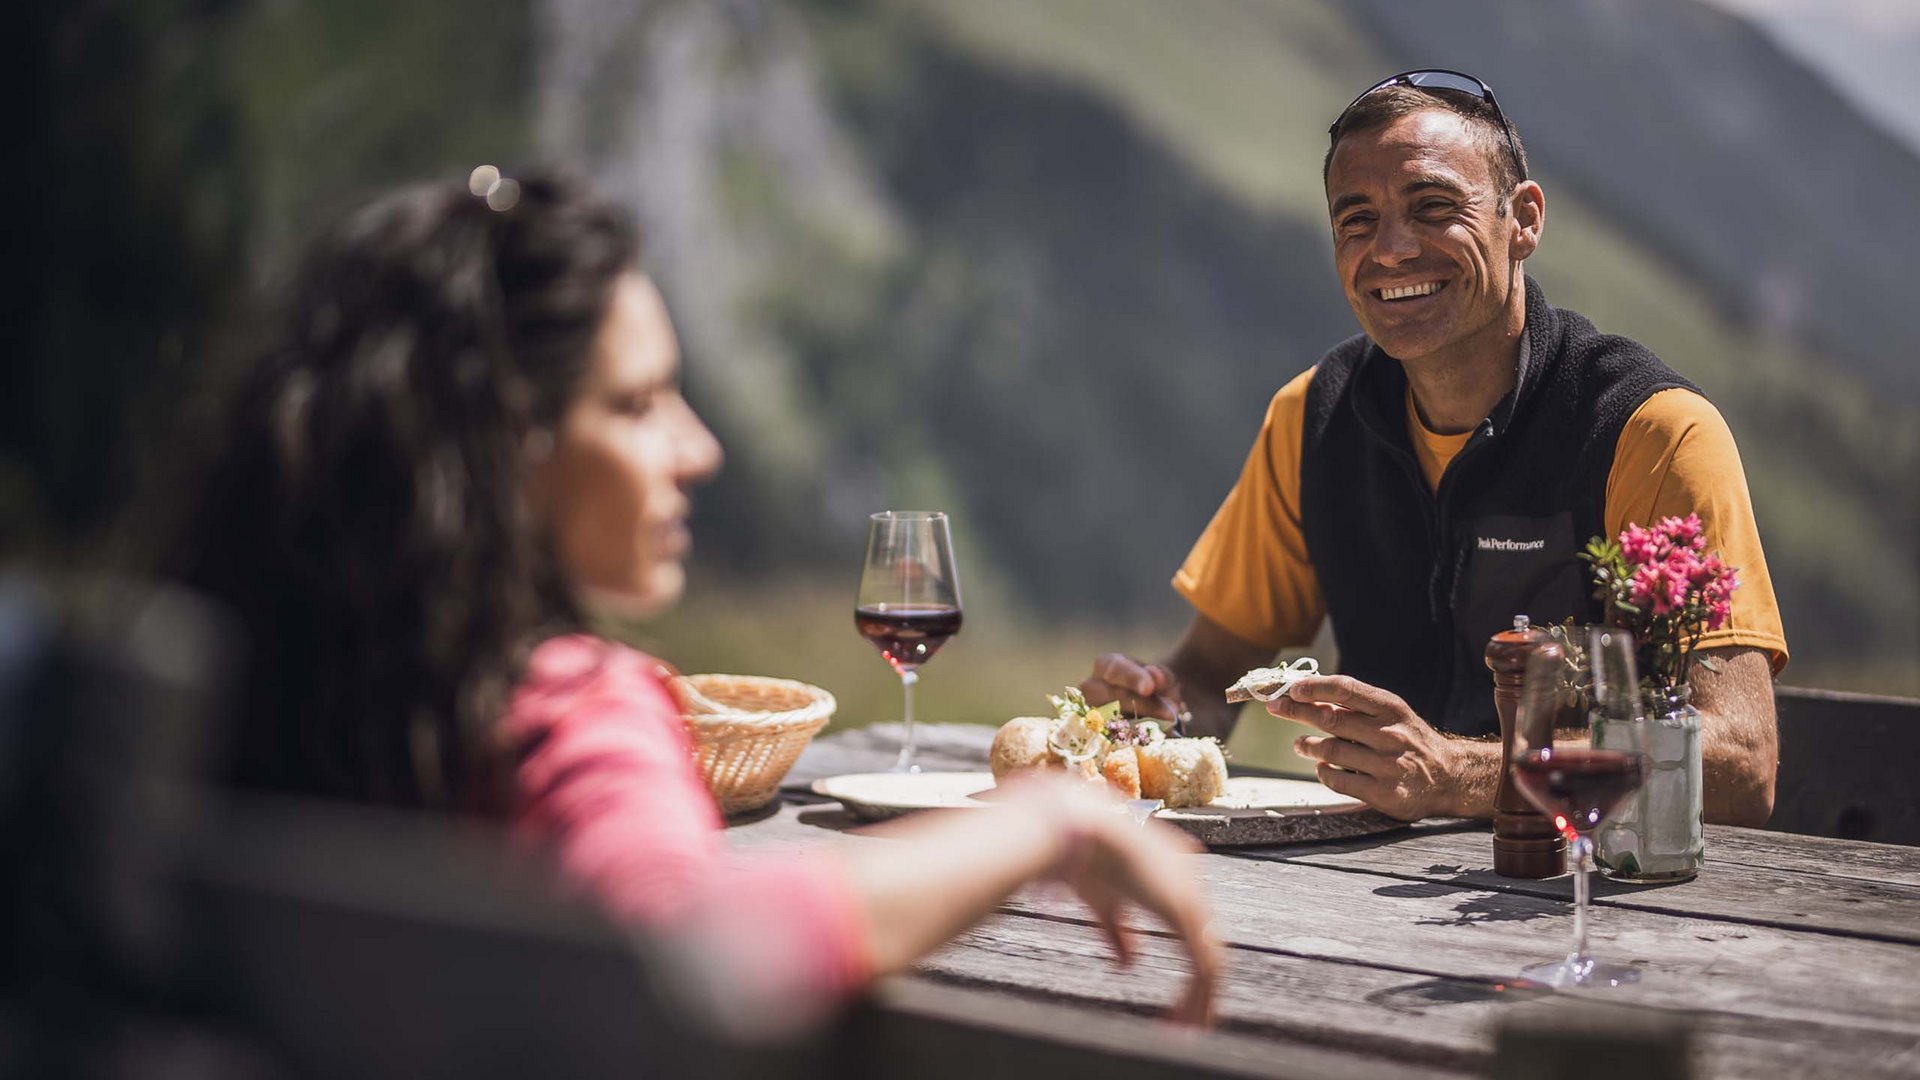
[1329,69,1528,183]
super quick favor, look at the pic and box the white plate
[810,772,1000,818]
[810,771,1405,846]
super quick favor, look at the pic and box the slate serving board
[810,771,1406,846]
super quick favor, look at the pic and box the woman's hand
[848,774,1222,1026]
[1011,779,1223,1025]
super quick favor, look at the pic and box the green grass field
[631,574,1321,771]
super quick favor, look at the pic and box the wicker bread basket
[673,673,837,814]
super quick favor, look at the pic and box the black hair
[1323,84,1530,213]
[174,173,638,812]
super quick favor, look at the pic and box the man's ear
[1509,180,1545,261]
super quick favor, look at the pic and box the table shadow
[1226,818,1483,860]
[722,796,788,827]
[1364,976,1550,1013]
[1395,861,1696,900]
[795,805,865,832]
[1369,879,1558,927]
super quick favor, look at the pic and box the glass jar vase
[1594,686,1703,882]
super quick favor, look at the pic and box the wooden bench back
[1770,686,1920,846]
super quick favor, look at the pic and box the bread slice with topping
[1224,658,1321,703]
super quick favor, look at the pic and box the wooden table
[730,724,1920,1079]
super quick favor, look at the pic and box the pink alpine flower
[1701,565,1740,632]
[1666,571,1690,615]
[1705,598,1733,632]
[1667,548,1707,588]
[1687,552,1725,589]
[1619,523,1664,565]
[1659,513,1706,552]
[1587,513,1742,691]
[1629,563,1681,616]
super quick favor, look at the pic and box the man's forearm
[1690,648,1778,827]
[1452,704,1770,825]
[1163,653,1250,741]
[1440,736,1503,819]
[1157,615,1280,742]
[1699,706,1777,826]
[1180,694,1240,742]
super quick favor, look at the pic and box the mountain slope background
[1700,0,1920,163]
[594,0,1917,710]
[12,0,1916,768]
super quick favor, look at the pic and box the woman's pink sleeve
[502,635,872,1001]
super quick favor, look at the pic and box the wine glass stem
[1570,832,1594,964]
[895,667,920,772]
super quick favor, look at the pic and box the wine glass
[1512,626,1650,988]
[855,511,963,773]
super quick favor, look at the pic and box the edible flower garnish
[1046,686,1117,765]
[1104,715,1167,748]
[1041,685,1169,765]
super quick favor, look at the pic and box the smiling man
[1082,72,1787,825]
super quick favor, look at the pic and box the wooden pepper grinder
[1486,615,1567,878]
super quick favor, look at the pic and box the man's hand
[1266,674,1497,821]
[1080,615,1278,741]
[1080,654,1184,722]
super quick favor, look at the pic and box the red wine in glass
[1510,626,1650,989]
[857,512,962,773]
[1512,747,1649,838]
[854,603,963,673]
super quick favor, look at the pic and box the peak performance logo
[1477,536,1547,552]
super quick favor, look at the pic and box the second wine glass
[855,511,963,773]
[1512,626,1650,988]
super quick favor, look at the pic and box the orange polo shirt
[1173,367,1789,672]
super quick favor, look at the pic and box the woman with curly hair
[175,173,1218,1026]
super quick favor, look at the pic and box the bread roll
[1136,745,1167,800]
[989,716,1057,780]
[1138,738,1227,808]
[1099,745,1142,799]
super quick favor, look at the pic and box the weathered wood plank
[746,790,1920,951]
[997,861,1920,1037]
[750,730,1920,1076]
[925,909,1920,1080]
[925,913,1490,1072]
[851,976,1446,1080]
[728,802,1920,1039]
[722,803,876,852]
[1232,827,1920,944]
[1702,826,1920,888]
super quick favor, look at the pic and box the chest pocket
[1453,511,1588,651]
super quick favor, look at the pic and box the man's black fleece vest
[1299,279,1701,737]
